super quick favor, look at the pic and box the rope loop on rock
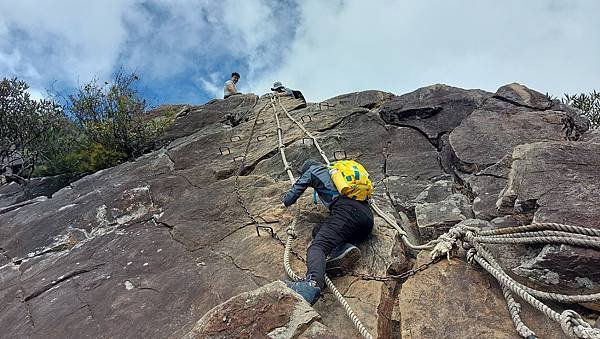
[429,224,478,261]
[502,284,537,339]
[466,248,477,264]
[428,220,600,338]
[286,220,297,239]
[560,310,600,339]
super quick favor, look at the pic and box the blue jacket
[283,164,339,209]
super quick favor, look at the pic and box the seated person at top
[224,72,241,99]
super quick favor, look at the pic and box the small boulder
[183,281,323,339]
[494,83,553,110]
[415,193,473,239]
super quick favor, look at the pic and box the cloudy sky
[1,0,598,106]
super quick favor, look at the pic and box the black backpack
[292,90,305,102]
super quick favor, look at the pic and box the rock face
[415,193,473,239]
[396,252,567,339]
[1,83,598,338]
[379,84,490,139]
[449,101,567,168]
[497,141,600,292]
[0,174,78,208]
[183,281,330,339]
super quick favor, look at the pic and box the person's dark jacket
[283,164,339,209]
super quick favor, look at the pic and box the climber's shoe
[326,243,361,277]
[285,276,321,305]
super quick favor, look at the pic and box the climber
[224,72,241,99]
[282,159,374,305]
[271,81,306,101]
[271,81,294,97]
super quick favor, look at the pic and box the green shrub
[68,71,169,160]
[3,72,172,180]
[0,78,65,177]
[562,91,600,128]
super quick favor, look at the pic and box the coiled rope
[433,222,600,339]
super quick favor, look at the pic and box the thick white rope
[270,95,373,339]
[464,234,600,304]
[441,224,600,339]
[474,235,600,249]
[501,284,537,339]
[477,230,597,240]
[478,223,600,237]
[370,202,440,250]
[472,251,600,339]
[272,97,331,165]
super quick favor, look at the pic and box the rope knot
[430,225,468,261]
[286,223,297,238]
[466,248,477,264]
[559,310,600,338]
[461,240,474,251]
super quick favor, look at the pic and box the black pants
[307,197,374,289]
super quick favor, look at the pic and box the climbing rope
[431,222,600,339]
[272,94,442,253]
[501,283,537,339]
[269,95,373,339]
[269,95,600,339]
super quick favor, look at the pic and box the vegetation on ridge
[1,75,599,185]
[0,72,175,182]
[562,91,600,128]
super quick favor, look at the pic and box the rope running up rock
[269,95,600,339]
[269,95,373,339]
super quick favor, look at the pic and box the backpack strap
[313,188,340,205]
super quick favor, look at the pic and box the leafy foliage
[562,91,600,128]
[68,72,170,160]
[0,78,65,176]
[1,72,173,182]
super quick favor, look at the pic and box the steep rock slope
[1,84,598,338]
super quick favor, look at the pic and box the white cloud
[0,0,136,89]
[1,0,598,103]
[27,87,44,101]
[250,0,600,101]
[0,0,291,100]
[118,0,295,87]
[199,72,223,99]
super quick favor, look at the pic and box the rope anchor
[302,137,313,145]
[256,135,267,141]
[219,146,231,155]
[230,135,241,142]
[318,102,336,110]
[256,224,274,237]
[333,150,347,160]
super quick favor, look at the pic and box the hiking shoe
[285,278,321,305]
[326,243,361,277]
